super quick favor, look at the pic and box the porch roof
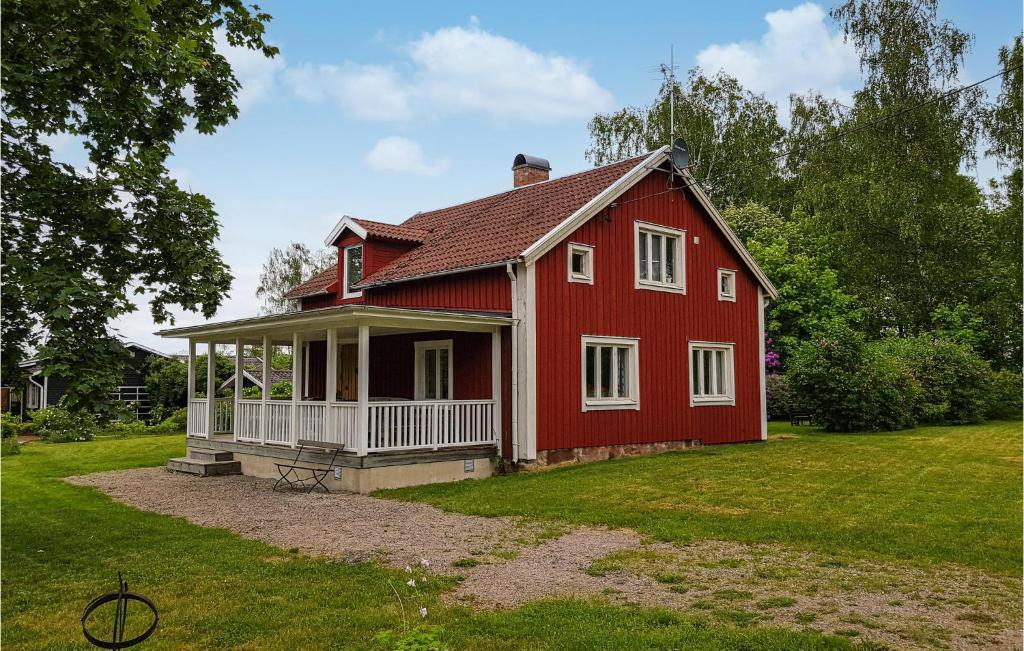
[156,304,513,343]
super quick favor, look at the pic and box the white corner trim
[688,340,737,407]
[758,287,768,441]
[521,147,670,263]
[580,335,640,412]
[567,242,595,285]
[717,268,738,302]
[342,244,363,299]
[324,215,368,247]
[634,220,686,294]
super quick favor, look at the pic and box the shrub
[765,373,810,420]
[877,336,990,425]
[270,380,292,400]
[29,403,97,443]
[1,413,19,439]
[788,324,917,432]
[241,385,262,399]
[1,438,21,456]
[107,420,148,437]
[149,407,188,434]
[984,370,1023,420]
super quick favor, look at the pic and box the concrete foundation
[185,438,495,493]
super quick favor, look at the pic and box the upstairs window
[343,244,363,299]
[568,242,594,284]
[718,269,737,302]
[635,222,685,293]
[581,336,640,411]
[689,342,735,406]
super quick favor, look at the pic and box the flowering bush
[765,374,809,421]
[29,402,97,443]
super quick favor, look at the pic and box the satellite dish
[671,138,690,171]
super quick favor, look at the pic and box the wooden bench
[272,440,345,493]
[789,413,815,426]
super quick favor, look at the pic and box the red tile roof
[284,154,650,298]
[358,155,648,287]
[351,218,428,243]
[282,267,336,300]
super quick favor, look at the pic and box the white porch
[161,305,510,458]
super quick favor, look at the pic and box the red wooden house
[159,147,777,491]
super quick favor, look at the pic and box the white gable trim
[323,215,368,247]
[519,147,778,299]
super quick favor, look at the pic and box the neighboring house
[8,342,170,420]
[219,357,293,394]
[158,147,777,492]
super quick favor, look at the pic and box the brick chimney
[512,154,551,187]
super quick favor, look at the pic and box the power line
[617,64,1022,206]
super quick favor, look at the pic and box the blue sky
[93,0,1019,352]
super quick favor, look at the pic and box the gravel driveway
[68,468,1020,651]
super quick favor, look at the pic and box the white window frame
[717,268,737,302]
[414,339,453,401]
[581,335,640,412]
[634,221,686,294]
[567,242,594,285]
[689,341,736,406]
[342,243,363,299]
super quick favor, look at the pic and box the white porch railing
[187,398,208,437]
[188,398,496,454]
[368,400,496,452]
[235,400,262,442]
[213,398,233,434]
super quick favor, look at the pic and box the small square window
[718,269,736,302]
[567,243,594,284]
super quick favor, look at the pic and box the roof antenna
[658,45,678,143]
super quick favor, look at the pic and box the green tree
[2,1,277,418]
[587,70,787,209]
[791,0,991,341]
[255,242,336,315]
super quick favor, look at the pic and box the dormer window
[718,269,736,302]
[568,242,594,284]
[343,244,363,299]
[635,221,685,293]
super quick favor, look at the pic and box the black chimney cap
[512,154,551,171]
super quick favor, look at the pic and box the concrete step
[188,449,234,462]
[166,457,241,477]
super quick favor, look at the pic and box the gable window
[718,269,737,302]
[414,340,452,400]
[689,342,735,406]
[568,242,594,284]
[635,222,685,293]
[581,336,639,411]
[343,244,363,299]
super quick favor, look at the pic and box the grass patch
[385,421,1023,575]
[2,435,868,650]
[756,597,797,610]
[452,558,480,568]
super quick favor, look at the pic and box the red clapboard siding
[367,331,493,400]
[365,266,512,313]
[533,172,762,450]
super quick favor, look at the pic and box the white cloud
[696,3,859,116]
[284,63,410,121]
[284,19,612,123]
[215,30,286,110]
[364,137,450,176]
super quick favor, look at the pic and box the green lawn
[386,421,1023,576]
[1,433,869,650]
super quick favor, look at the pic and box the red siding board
[367,331,493,400]
[533,172,762,451]
[365,266,511,313]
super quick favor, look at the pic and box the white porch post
[233,338,243,442]
[325,327,338,444]
[491,327,501,447]
[186,340,196,436]
[356,324,369,456]
[205,341,217,439]
[290,331,303,448]
[260,335,271,445]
